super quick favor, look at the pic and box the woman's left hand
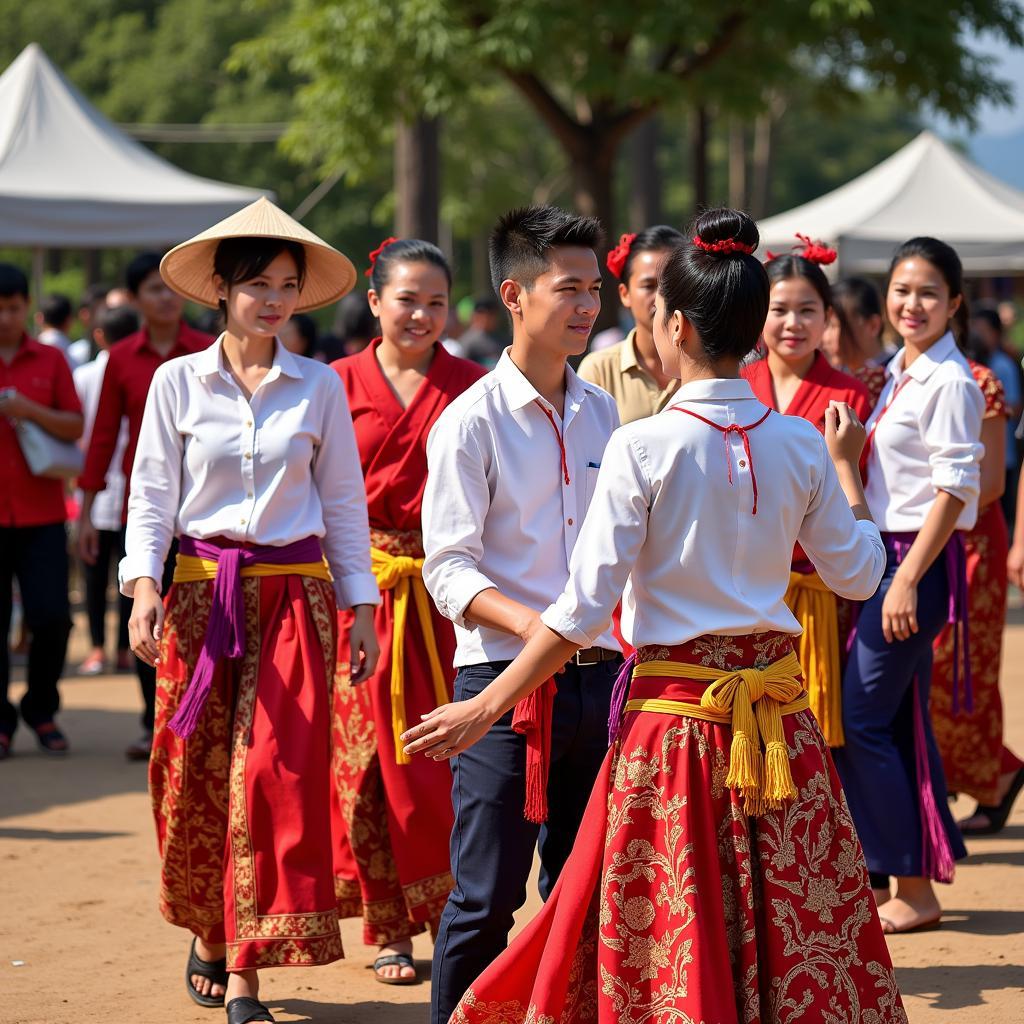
[348,604,380,684]
[0,388,31,420]
[401,697,495,760]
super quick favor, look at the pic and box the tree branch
[503,69,589,157]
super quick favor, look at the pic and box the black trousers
[83,527,131,651]
[0,523,73,736]
[430,656,619,1024]
[129,533,177,733]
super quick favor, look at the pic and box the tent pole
[31,247,45,306]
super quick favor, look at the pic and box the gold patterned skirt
[150,573,343,971]
[452,632,906,1024]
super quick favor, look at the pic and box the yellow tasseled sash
[628,651,808,815]
[784,569,844,746]
[371,546,448,765]
[173,554,332,584]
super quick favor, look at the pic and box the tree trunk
[394,116,440,242]
[751,108,776,219]
[728,119,747,210]
[692,106,710,209]
[629,116,663,228]
[570,140,619,335]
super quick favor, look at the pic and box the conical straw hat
[160,196,357,312]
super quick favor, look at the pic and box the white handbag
[15,418,84,479]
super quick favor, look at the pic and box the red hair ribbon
[692,235,756,256]
[365,236,399,278]
[606,232,637,279]
[796,233,837,266]
[765,234,837,266]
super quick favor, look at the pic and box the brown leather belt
[573,647,620,666]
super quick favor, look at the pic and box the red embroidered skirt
[331,528,455,944]
[932,502,1023,804]
[451,632,906,1024]
[150,573,343,970]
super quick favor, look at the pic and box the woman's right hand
[129,578,165,667]
[1009,542,1024,590]
[824,401,866,466]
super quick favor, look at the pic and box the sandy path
[1,618,1022,1023]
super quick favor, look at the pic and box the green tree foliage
[236,0,1024,242]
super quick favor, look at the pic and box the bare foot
[191,937,227,1001]
[375,938,416,982]
[877,877,941,934]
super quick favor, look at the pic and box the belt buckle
[574,647,600,666]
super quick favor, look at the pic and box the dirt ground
[1,612,1023,1024]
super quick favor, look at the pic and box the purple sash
[167,534,325,740]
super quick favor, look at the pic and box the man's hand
[348,604,380,684]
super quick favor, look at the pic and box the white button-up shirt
[542,378,886,649]
[422,349,620,666]
[119,335,379,609]
[864,332,984,532]
[74,349,128,533]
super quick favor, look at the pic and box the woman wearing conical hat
[120,197,381,1024]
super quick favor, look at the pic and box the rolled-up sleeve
[119,365,182,595]
[314,374,380,609]
[798,436,886,601]
[542,429,650,646]
[422,414,496,627]
[923,378,984,506]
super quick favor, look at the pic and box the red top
[742,351,872,429]
[80,322,213,521]
[332,340,486,532]
[743,351,872,569]
[0,335,83,527]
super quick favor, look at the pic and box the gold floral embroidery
[692,634,743,668]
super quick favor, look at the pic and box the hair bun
[691,208,759,258]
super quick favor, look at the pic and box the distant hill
[971,129,1024,190]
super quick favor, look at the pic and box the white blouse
[863,332,984,532]
[541,378,886,649]
[119,335,379,609]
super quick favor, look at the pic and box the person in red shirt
[0,264,84,760]
[78,253,212,759]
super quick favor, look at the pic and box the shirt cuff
[334,571,382,609]
[118,553,166,597]
[437,570,498,628]
[931,465,979,504]
[541,599,596,648]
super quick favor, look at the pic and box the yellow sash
[371,546,448,765]
[630,651,807,815]
[173,554,332,584]
[785,569,844,747]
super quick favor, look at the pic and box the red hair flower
[796,233,837,266]
[365,236,399,278]
[606,232,637,279]
[692,235,756,256]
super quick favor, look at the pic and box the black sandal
[373,951,419,985]
[186,936,228,1008]
[226,996,275,1023]
[960,766,1024,836]
[32,722,68,756]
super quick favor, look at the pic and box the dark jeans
[130,534,177,733]
[0,523,73,736]
[84,527,130,652]
[833,543,967,878]
[431,656,619,1024]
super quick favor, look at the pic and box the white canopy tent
[0,43,266,252]
[757,131,1024,275]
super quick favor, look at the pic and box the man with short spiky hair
[420,206,622,1024]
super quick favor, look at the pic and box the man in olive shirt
[578,226,682,423]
